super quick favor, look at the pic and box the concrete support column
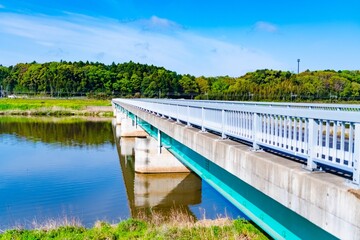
[116,111,126,125]
[120,137,136,156]
[120,118,148,138]
[134,173,201,208]
[115,124,121,139]
[134,137,191,173]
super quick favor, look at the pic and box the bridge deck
[114,99,360,185]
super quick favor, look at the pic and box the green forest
[1,61,360,101]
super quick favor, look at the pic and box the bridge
[112,98,360,240]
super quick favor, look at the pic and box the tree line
[0,61,360,101]
[0,61,191,98]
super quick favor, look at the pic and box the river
[0,116,244,230]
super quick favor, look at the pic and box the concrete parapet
[121,103,360,240]
[134,137,191,173]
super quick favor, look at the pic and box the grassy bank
[0,218,268,240]
[0,98,113,116]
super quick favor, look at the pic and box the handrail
[113,98,360,185]
[136,98,360,111]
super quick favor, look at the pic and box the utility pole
[297,59,300,74]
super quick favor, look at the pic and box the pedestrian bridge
[112,98,360,240]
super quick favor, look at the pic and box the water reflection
[0,116,243,230]
[114,123,244,220]
[0,116,114,146]
[116,137,201,218]
[0,116,125,229]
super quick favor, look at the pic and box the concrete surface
[134,137,191,173]
[134,172,201,207]
[120,117,148,138]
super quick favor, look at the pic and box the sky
[0,0,359,76]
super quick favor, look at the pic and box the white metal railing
[113,98,360,185]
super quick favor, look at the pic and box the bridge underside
[115,102,360,240]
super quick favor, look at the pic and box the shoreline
[0,99,113,116]
[0,106,113,117]
[0,217,269,240]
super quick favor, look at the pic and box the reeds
[0,98,113,116]
[0,209,269,240]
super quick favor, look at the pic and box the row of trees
[198,69,360,101]
[0,61,196,98]
[1,61,360,101]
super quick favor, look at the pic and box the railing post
[252,113,260,150]
[353,123,360,185]
[306,118,319,171]
[201,107,206,132]
[176,104,180,123]
[187,105,191,127]
[221,109,226,139]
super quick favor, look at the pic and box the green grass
[0,98,111,111]
[0,98,112,116]
[0,218,269,240]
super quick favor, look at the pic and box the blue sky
[0,0,359,76]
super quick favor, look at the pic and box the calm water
[0,116,244,229]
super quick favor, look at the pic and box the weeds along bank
[0,209,269,239]
[0,218,268,240]
[0,98,113,116]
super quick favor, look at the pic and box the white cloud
[0,13,283,76]
[125,15,184,32]
[254,21,278,33]
[148,16,182,29]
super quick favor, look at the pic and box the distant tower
[297,59,300,74]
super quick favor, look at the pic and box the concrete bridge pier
[120,118,148,138]
[116,115,191,173]
[120,138,135,156]
[115,110,127,125]
[112,117,122,140]
[134,136,191,173]
[115,124,121,139]
[113,106,148,138]
[134,172,201,209]
[115,139,202,217]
